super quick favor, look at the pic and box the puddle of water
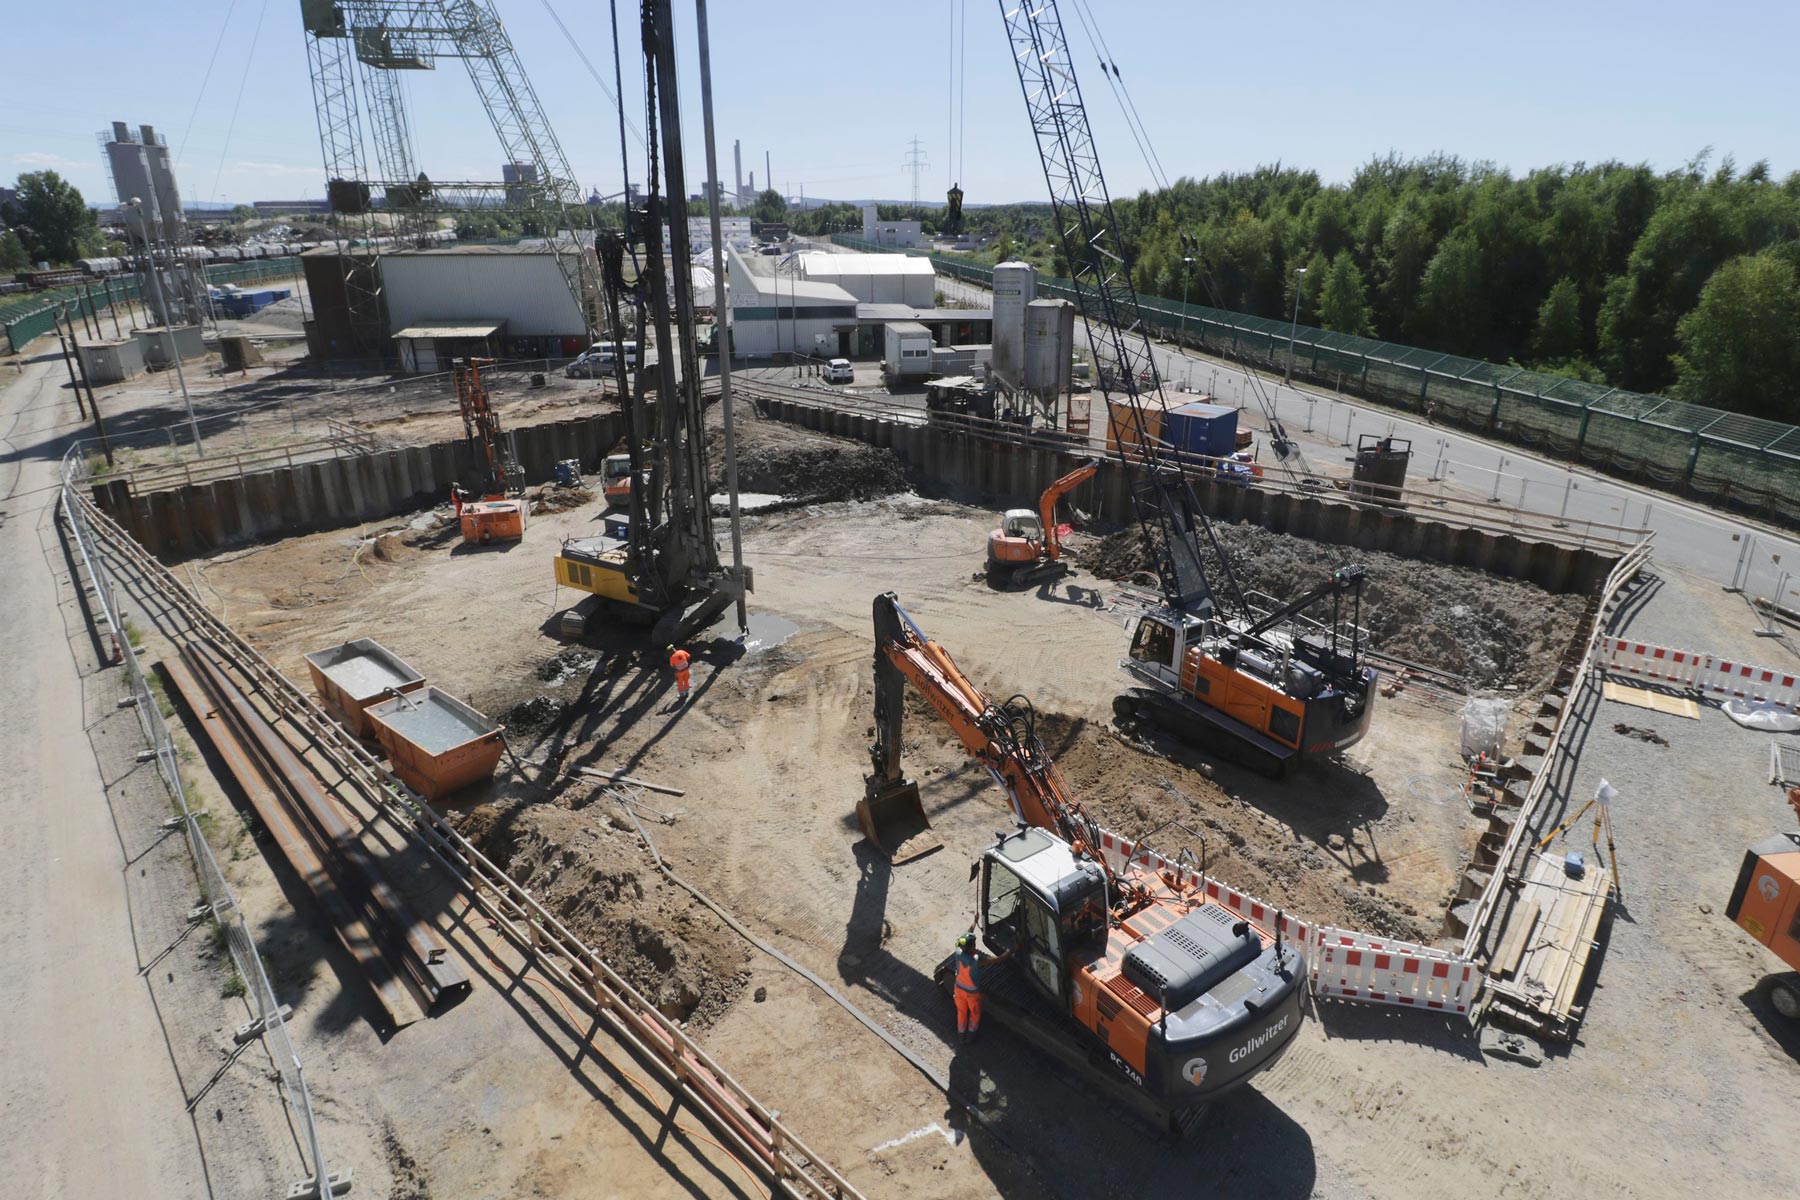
[704,611,799,653]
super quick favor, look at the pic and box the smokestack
[765,151,772,200]
[734,139,744,207]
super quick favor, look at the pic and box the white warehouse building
[725,246,859,358]
[799,252,936,308]
[381,244,589,367]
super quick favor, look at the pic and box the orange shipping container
[1105,399,1166,454]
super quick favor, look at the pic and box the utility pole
[1285,266,1307,384]
[129,195,203,455]
[50,310,90,421]
[902,137,929,206]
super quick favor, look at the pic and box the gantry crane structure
[299,0,599,353]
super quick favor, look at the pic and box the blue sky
[5,0,1798,210]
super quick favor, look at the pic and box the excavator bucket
[858,775,941,863]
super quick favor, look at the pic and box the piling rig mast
[299,0,600,354]
[551,0,748,645]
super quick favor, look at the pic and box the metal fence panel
[832,232,1800,525]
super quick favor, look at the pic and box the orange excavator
[450,357,527,546]
[858,592,1304,1130]
[1726,785,1800,1021]
[985,458,1100,590]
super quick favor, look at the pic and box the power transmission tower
[902,136,929,206]
[299,0,599,355]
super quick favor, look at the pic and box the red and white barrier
[1598,638,1800,711]
[1094,826,1478,1017]
[1312,928,1476,1015]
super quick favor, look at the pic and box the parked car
[824,358,854,384]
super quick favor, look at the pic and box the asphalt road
[933,272,1800,594]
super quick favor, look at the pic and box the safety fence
[57,451,340,1198]
[4,258,304,353]
[1459,538,1655,960]
[831,234,1800,528]
[1596,638,1800,711]
[735,376,1641,559]
[1093,829,1480,1018]
[63,456,864,1199]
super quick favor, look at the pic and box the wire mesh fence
[4,258,306,353]
[57,449,335,1199]
[832,233,1800,528]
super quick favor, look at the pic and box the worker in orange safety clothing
[950,931,1014,1045]
[669,646,692,705]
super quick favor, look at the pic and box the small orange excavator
[858,592,1303,1131]
[1726,785,1800,1021]
[985,458,1100,589]
[450,357,527,546]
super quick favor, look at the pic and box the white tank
[991,260,1037,390]
[1023,298,1075,395]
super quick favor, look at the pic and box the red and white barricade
[1094,826,1477,1018]
[1312,927,1477,1015]
[1597,638,1800,711]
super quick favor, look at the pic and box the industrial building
[862,205,924,248]
[799,252,936,307]
[303,242,590,366]
[726,246,990,360]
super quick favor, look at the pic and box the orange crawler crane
[859,592,1303,1132]
[1726,786,1800,1020]
[985,458,1100,589]
[451,357,528,546]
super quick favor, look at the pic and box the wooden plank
[1602,680,1701,719]
[1492,900,1540,980]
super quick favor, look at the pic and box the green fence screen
[833,233,1800,527]
[4,257,305,354]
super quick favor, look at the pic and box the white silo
[991,260,1037,392]
[1024,297,1075,399]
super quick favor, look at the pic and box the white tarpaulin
[1723,698,1800,732]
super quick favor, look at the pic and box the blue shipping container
[1164,402,1238,459]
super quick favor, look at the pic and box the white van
[824,358,854,384]
[566,340,641,378]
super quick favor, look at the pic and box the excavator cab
[977,828,1109,1008]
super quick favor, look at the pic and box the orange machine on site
[451,358,527,546]
[985,458,1100,589]
[859,591,1303,1130]
[1726,786,1800,1020]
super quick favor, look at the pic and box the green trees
[1,171,99,265]
[1530,277,1584,364]
[1671,250,1800,417]
[752,188,787,224]
[932,152,1800,418]
[1317,251,1372,336]
[0,229,28,271]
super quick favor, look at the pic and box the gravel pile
[1079,522,1584,689]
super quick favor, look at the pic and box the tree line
[815,154,1800,421]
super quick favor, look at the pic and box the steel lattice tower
[300,0,598,354]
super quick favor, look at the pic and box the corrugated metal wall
[381,253,582,338]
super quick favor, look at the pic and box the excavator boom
[862,592,1105,865]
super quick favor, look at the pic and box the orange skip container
[303,638,427,737]
[459,499,527,545]
[366,687,506,801]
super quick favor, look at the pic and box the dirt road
[0,357,204,1193]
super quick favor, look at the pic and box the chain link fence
[4,258,306,353]
[58,448,336,1199]
[832,234,1800,528]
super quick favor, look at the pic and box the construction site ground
[116,392,1785,1194]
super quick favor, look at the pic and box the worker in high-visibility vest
[669,646,692,705]
[950,931,1013,1045]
